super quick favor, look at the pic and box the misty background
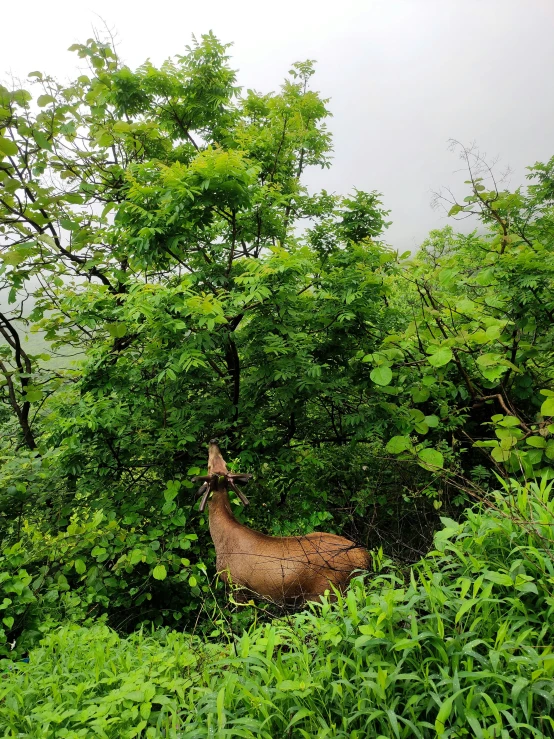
[1,0,553,250]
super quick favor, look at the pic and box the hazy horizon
[2,0,553,250]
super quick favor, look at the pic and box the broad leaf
[370,366,392,386]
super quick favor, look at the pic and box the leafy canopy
[1,34,554,651]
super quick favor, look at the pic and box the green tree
[0,34,398,635]
[2,34,553,647]
[379,142,554,483]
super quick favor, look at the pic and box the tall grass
[2,478,554,738]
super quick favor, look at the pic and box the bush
[2,478,554,737]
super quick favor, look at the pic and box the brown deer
[192,440,370,606]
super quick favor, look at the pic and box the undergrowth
[2,478,554,738]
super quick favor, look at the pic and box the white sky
[2,0,553,250]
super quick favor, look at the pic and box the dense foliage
[2,478,554,737]
[1,35,554,735]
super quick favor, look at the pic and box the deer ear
[195,482,208,498]
[198,486,211,513]
[232,474,252,485]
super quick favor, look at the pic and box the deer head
[192,439,252,512]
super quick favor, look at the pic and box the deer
[192,440,370,606]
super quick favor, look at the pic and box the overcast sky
[2,0,553,250]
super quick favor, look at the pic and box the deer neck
[208,489,243,553]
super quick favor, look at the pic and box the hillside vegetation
[1,33,554,737]
[3,479,554,737]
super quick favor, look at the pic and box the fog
[2,0,553,249]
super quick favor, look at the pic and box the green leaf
[541,397,554,417]
[425,415,439,428]
[483,571,513,587]
[526,436,546,448]
[74,559,86,575]
[417,448,444,469]
[65,193,84,205]
[188,575,197,588]
[2,616,14,629]
[511,677,529,702]
[427,347,453,368]
[526,448,543,465]
[409,408,425,423]
[517,581,538,595]
[370,366,392,386]
[105,323,127,338]
[412,388,430,403]
[12,89,31,105]
[286,708,314,731]
[129,549,143,565]
[24,388,43,403]
[32,130,52,151]
[499,436,517,450]
[113,121,132,133]
[498,416,520,427]
[152,565,167,581]
[491,446,510,462]
[0,249,29,267]
[435,690,464,733]
[162,500,176,515]
[37,94,55,107]
[495,427,522,441]
[476,352,501,367]
[386,435,412,454]
[164,481,180,501]
[0,137,18,156]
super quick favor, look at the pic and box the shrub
[2,478,554,737]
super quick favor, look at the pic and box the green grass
[2,478,554,738]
